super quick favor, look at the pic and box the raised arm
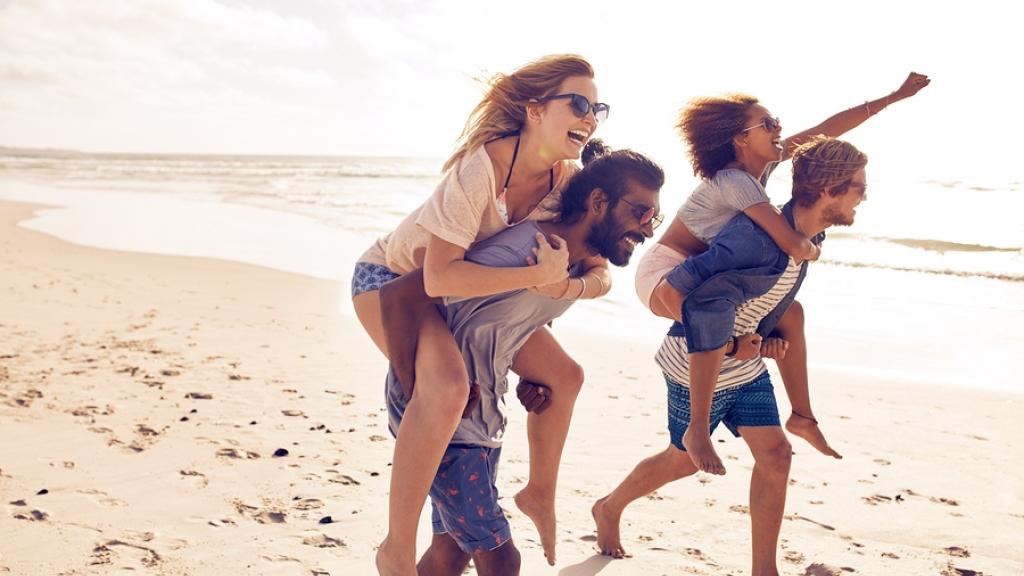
[782,72,931,160]
[742,203,818,262]
[423,232,568,298]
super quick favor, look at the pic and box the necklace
[498,135,555,224]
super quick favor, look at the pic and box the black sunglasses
[537,93,610,123]
[740,115,781,133]
[620,198,664,230]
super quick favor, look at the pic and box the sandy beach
[1,199,1022,576]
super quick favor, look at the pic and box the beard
[586,211,635,266]
[822,204,855,227]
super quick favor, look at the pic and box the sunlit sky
[2,0,1021,183]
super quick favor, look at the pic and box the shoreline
[1,199,1021,575]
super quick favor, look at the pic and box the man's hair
[556,139,664,225]
[443,54,595,173]
[791,137,868,207]
[677,93,760,180]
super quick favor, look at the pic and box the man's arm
[379,268,440,400]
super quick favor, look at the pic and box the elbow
[422,268,445,298]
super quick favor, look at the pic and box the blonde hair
[791,136,868,207]
[677,93,760,180]
[442,54,595,173]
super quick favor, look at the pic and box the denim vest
[663,202,824,352]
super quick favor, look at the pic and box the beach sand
[1,200,1021,575]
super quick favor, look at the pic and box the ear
[588,187,609,215]
[525,99,545,124]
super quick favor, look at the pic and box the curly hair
[791,137,868,207]
[442,54,595,173]
[556,139,664,225]
[676,93,760,180]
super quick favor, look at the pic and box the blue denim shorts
[666,370,780,451]
[351,261,400,298]
[429,444,510,554]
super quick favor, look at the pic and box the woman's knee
[413,369,470,415]
[779,300,804,331]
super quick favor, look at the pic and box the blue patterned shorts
[429,444,510,554]
[351,261,400,298]
[665,370,779,451]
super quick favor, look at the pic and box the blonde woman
[351,54,612,573]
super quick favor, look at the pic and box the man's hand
[462,381,480,419]
[516,379,552,414]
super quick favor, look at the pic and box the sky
[1,0,1022,183]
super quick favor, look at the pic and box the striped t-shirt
[655,256,802,390]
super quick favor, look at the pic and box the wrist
[724,335,737,356]
[554,278,571,299]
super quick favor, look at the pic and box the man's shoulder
[466,221,542,267]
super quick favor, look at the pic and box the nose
[642,221,655,237]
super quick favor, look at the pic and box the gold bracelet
[864,101,872,115]
[594,273,606,295]
[576,277,587,300]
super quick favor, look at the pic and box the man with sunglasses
[377,142,662,575]
[594,137,869,575]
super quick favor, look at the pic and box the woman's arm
[423,232,569,298]
[742,203,819,262]
[782,72,931,160]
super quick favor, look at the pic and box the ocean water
[2,149,1022,391]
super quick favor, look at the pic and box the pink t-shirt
[359,145,576,274]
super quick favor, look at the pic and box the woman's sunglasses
[620,198,664,230]
[537,93,610,123]
[740,116,781,133]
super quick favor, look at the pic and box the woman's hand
[732,333,763,361]
[893,72,931,101]
[760,337,790,360]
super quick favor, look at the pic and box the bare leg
[379,269,439,397]
[417,533,471,576]
[592,444,697,558]
[772,301,841,459]
[473,540,522,576]
[739,426,792,576]
[356,290,470,576]
[681,346,727,475]
[509,327,584,566]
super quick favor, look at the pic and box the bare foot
[514,487,557,565]
[591,497,630,559]
[682,427,726,475]
[786,412,842,459]
[375,536,417,576]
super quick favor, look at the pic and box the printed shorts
[351,261,400,298]
[665,370,780,451]
[429,444,510,554]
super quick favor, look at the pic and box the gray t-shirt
[676,168,770,243]
[386,221,577,448]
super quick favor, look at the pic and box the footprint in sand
[784,550,806,564]
[216,448,261,460]
[76,488,127,508]
[302,533,346,548]
[944,546,970,558]
[90,538,161,568]
[802,563,854,575]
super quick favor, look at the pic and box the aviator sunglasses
[740,115,781,133]
[536,93,610,123]
[620,198,664,230]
